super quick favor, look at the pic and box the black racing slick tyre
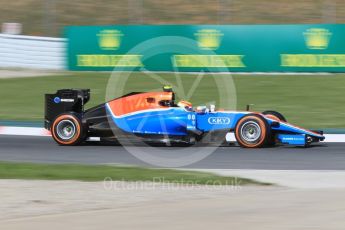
[51,113,85,146]
[235,114,270,148]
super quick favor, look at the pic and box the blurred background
[0,0,344,130]
[0,0,341,37]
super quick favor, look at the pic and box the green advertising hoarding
[66,24,345,72]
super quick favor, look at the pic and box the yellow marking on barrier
[77,55,143,67]
[281,54,345,67]
[173,55,246,68]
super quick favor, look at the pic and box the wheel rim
[56,120,76,140]
[240,121,261,143]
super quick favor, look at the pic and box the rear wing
[44,89,90,130]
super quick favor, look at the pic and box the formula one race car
[44,87,325,148]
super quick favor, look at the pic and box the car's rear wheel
[262,110,287,122]
[235,115,269,148]
[51,113,85,145]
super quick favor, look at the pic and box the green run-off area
[0,72,344,129]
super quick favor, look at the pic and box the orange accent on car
[177,100,192,108]
[51,115,81,145]
[107,92,173,116]
[264,114,281,121]
[278,120,321,136]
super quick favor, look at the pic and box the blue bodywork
[277,134,307,146]
[106,103,325,146]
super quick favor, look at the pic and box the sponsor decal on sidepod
[207,117,231,125]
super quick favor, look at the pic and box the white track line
[322,134,345,143]
[0,127,51,136]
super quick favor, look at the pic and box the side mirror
[246,104,254,111]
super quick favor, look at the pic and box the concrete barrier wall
[0,34,66,70]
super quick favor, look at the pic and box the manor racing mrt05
[44,86,325,148]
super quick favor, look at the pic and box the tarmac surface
[1,135,345,169]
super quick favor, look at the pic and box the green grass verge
[0,72,344,128]
[0,161,266,185]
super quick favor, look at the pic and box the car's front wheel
[235,115,269,148]
[51,113,85,145]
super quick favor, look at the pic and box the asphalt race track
[1,135,345,170]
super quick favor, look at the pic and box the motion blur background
[0,0,340,37]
